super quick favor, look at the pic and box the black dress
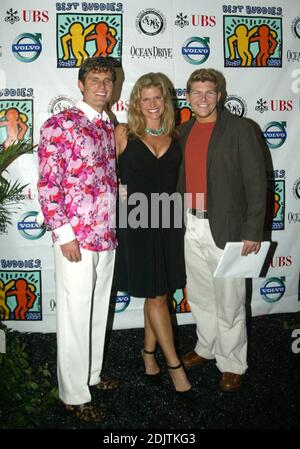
[114,136,186,298]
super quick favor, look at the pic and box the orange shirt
[185,121,215,209]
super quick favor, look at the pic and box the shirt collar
[76,100,110,122]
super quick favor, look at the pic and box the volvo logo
[263,121,287,149]
[182,37,210,65]
[17,211,46,240]
[260,277,286,303]
[12,33,42,62]
[114,292,130,313]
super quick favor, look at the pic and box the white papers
[213,241,271,278]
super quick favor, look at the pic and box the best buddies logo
[0,265,42,321]
[56,13,123,67]
[267,179,285,231]
[223,14,282,68]
[0,99,33,147]
[174,98,193,125]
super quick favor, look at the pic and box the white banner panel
[0,0,299,332]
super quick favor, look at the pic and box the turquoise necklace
[144,126,165,136]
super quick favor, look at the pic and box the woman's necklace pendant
[145,126,165,136]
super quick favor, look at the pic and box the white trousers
[185,214,247,375]
[53,243,115,405]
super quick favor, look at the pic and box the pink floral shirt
[38,104,117,252]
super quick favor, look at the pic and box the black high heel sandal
[167,362,196,403]
[142,348,161,384]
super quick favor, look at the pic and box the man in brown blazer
[177,68,266,391]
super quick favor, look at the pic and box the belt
[188,209,208,219]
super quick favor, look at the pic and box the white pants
[54,243,115,405]
[184,214,247,375]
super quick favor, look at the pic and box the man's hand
[241,240,261,256]
[60,239,81,262]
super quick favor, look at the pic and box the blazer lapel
[177,118,196,193]
[207,108,226,171]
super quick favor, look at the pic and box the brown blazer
[177,108,267,249]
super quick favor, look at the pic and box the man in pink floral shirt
[38,57,119,423]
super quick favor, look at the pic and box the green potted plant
[0,143,59,427]
[0,140,36,233]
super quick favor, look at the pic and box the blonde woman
[114,73,194,401]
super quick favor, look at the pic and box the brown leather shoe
[182,351,208,369]
[219,372,242,392]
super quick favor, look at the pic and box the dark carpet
[8,311,300,431]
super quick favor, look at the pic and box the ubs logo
[270,256,292,268]
[111,99,129,113]
[174,13,189,28]
[5,9,49,24]
[174,13,216,28]
[136,9,166,36]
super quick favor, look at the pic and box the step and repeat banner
[0,0,299,332]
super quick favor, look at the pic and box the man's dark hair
[78,57,117,84]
